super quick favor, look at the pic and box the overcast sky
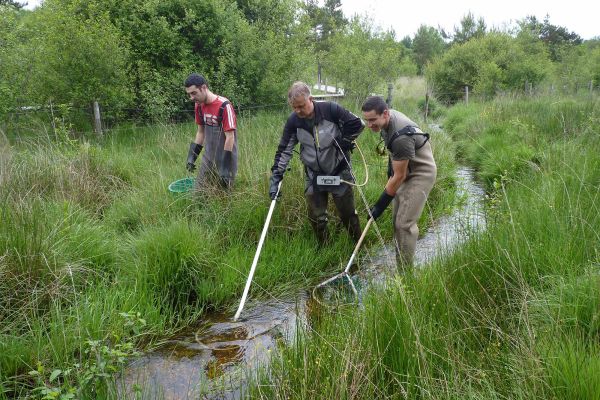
[340,0,598,40]
[21,0,598,40]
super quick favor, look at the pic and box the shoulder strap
[217,100,231,125]
[386,125,430,152]
[197,103,205,124]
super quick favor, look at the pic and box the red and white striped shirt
[195,95,236,132]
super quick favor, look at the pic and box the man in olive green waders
[362,96,437,269]
[184,73,238,191]
[269,82,365,245]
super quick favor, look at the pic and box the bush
[427,33,551,103]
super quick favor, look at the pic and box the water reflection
[120,295,313,399]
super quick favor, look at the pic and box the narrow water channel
[120,166,486,400]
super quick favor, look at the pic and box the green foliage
[325,16,416,101]
[24,0,131,109]
[411,25,446,75]
[104,0,311,113]
[302,0,346,53]
[518,15,583,62]
[27,311,145,399]
[0,0,312,126]
[427,33,551,103]
[0,0,24,8]
[549,42,600,93]
[452,11,487,45]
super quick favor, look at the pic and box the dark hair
[361,96,388,114]
[184,73,207,88]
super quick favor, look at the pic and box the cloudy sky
[20,0,598,40]
[340,0,598,40]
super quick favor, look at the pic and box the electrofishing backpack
[386,125,429,152]
[386,125,430,177]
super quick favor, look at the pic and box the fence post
[424,92,429,122]
[317,63,322,91]
[49,101,56,134]
[93,101,103,136]
[465,86,469,105]
[386,83,393,107]
[590,80,594,95]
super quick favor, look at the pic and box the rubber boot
[313,217,329,246]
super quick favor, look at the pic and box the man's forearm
[223,130,235,152]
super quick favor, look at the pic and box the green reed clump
[445,96,599,190]
[0,198,117,325]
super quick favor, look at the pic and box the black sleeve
[330,102,365,142]
[270,114,298,177]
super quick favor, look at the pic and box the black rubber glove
[186,142,203,172]
[369,190,394,220]
[219,150,233,189]
[269,174,283,200]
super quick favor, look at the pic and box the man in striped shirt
[185,73,238,190]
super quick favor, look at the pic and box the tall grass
[250,96,600,399]
[1,103,456,397]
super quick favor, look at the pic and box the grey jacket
[270,101,364,193]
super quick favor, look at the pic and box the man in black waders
[184,73,238,191]
[362,96,437,269]
[269,81,365,245]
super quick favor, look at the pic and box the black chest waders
[196,100,238,188]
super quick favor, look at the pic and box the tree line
[1,0,598,128]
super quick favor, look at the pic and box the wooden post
[590,80,594,95]
[317,63,322,91]
[386,83,393,107]
[49,101,56,134]
[424,92,429,122]
[465,86,469,105]
[93,101,103,136]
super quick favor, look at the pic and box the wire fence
[2,80,597,138]
[1,100,294,138]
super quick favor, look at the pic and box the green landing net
[168,177,194,193]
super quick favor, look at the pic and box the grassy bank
[0,103,455,397]
[250,95,600,399]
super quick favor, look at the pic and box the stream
[120,166,486,400]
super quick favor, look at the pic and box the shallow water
[121,166,485,399]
